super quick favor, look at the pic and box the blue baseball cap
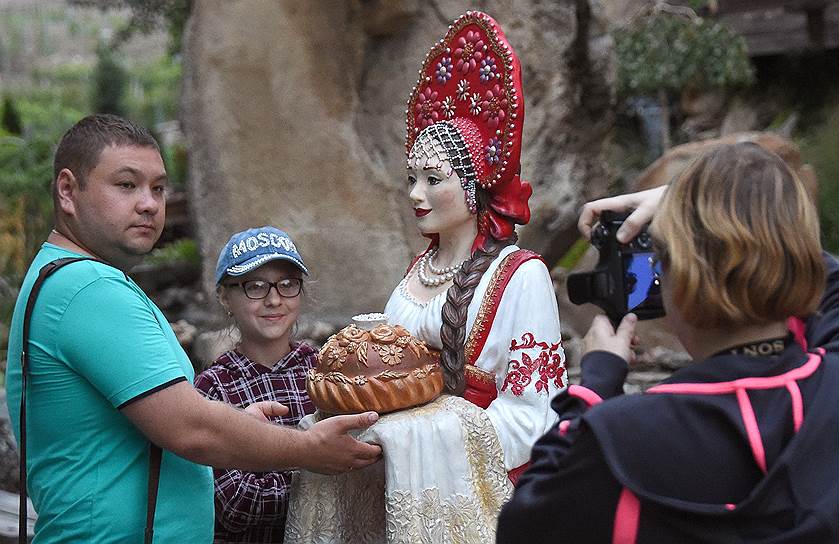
[215,226,309,284]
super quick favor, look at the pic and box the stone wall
[180,0,617,326]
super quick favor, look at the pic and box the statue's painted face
[407,135,473,237]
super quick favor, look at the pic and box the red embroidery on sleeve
[502,332,566,396]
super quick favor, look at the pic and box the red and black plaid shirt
[194,342,317,544]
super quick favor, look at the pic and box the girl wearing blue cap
[194,226,315,543]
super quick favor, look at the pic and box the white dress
[385,244,566,470]
[284,245,566,544]
[285,395,513,544]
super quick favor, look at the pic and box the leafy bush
[145,238,201,266]
[615,13,754,97]
[0,128,60,277]
[92,43,128,116]
[125,54,182,127]
[2,96,22,135]
[613,9,754,153]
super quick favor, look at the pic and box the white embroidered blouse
[384,244,567,470]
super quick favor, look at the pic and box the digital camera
[567,210,665,323]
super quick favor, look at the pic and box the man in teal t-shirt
[6,114,382,543]
[7,245,214,542]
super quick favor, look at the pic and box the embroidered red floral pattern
[502,332,566,396]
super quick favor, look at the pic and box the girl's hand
[244,401,289,422]
[583,313,638,364]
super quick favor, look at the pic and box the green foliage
[15,94,87,136]
[0,134,53,199]
[0,129,56,276]
[163,143,188,190]
[125,54,183,126]
[799,103,839,254]
[92,44,128,116]
[615,13,754,96]
[0,91,76,204]
[145,238,200,266]
[1,96,22,135]
[0,62,88,277]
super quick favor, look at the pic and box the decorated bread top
[307,320,444,415]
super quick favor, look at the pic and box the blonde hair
[651,142,824,329]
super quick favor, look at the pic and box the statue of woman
[284,12,567,543]
[384,9,566,482]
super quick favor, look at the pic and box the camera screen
[623,252,662,311]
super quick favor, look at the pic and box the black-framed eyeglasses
[226,278,303,299]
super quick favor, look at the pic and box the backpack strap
[18,257,162,544]
[602,349,825,541]
[647,350,824,475]
[612,487,641,544]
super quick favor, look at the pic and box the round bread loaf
[307,323,443,415]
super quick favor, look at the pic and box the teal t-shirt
[6,244,214,543]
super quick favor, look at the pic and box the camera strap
[18,257,161,544]
[714,335,792,358]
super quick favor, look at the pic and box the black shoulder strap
[144,444,162,544]
[18,257,162,544]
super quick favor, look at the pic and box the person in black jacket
[498,142,839,543]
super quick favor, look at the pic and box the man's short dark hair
[53,114,160,188]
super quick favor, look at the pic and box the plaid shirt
[194,342,317,544]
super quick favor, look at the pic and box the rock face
[181,0,616,325]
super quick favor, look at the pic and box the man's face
[67,145,167,268]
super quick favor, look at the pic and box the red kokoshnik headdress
[406,10,531,252]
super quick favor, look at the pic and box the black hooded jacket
[497,254,839,543]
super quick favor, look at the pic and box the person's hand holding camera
[578,185,667,243]
[584,313,638,365]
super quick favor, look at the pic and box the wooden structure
[704,0,839,55]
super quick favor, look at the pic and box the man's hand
[578,185,668,243]
[244,401,289,422]
[300,412,383,475]
[583,313,638,364]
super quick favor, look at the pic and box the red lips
[415,208,431,217]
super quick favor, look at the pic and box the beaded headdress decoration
[409,123,479,213]
[406,10,532,251]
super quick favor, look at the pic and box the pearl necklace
[428,250,466,275]
[417,249,468,287]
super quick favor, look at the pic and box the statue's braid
[439,234,516,394]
